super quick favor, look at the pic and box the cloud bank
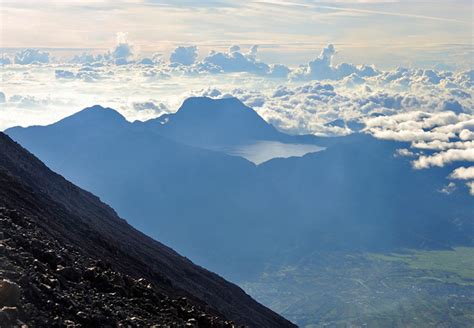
[1,41,473,194]
[14,49,50,65]
[170,46,198,66]
[449,166,474,180]
[291,44,379,81]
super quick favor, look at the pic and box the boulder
[0,279,20,307]
[57,266,82,282]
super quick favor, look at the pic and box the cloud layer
[14,49,50,65]
[1,42,473,194]
[170,46,198,66]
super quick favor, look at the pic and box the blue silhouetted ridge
[141,96,283,147]
[53,105,128,129]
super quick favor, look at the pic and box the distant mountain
[0,132,295,327]
[258,133,474,252]
[135,97,331,162]
[6,98,474,282]
[135,97,286,147]
[7,104,287,279]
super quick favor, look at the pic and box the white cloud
[2,36,473,194]
[200,88,223,98]
[70,52,107,64]
[7,94,74,109]
[197,45,290,77]
[292,44,337,80]
[133,100,168,114]
[412,140,474,151]
[138,53,162,66]
[68,32,138,66]
[365,111,474,142]
[54,66,109,82]
[431,118,474,136]
[439,99,465,114]
[14,49,50,65]
[291,44,379,81]
[55,69,76,80]
[449,166,474,180]
[394,148,416,157]
[412,149,474,169]
[170,46,198,66]
[370,129,452,142]
[467,181,474,196]
[9,95,50,108]
[0,55,12,65]
[111,32,135,65]
[2,43,473,152]
[459,129,474,141]
[438,182,456,195]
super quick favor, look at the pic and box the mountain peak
[181,96,243,106]
[54,105,128,129]
[72,104,125,120]
[149,96,282,147]
[177,96,251,115]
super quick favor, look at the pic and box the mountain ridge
[134,97,290,147]
[5,97,473,283]
[0,132,295,327]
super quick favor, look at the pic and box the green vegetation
[369,247,474,285]
[242,249,474,327]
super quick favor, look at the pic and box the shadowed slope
[6,98,474,283]
[0,132,295,328]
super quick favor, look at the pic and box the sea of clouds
[1,33,473,194]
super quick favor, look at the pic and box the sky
[0,0,473,194]
[1,0,473,68]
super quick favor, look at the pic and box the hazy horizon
[1,1,473,327]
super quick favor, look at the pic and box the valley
[4,98,473,326]
[242,248,474,327]
[2,2,472,326]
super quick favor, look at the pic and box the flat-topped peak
[151,96,282,146]
[179,96,247,112]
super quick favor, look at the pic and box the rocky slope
[0,207,230,327]
[0,132,295,328]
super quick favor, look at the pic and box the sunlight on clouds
[412,149,474,169]
[0,29,472,197]
[449,166,474,180]
[467,181,474,196]
[1,1,472,69]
